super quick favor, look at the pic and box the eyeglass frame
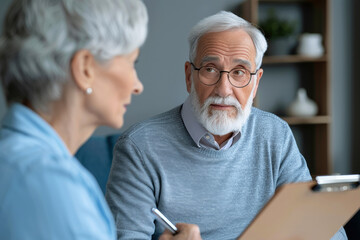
[190,62,259,88]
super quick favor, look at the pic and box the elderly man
[105,11,347,240]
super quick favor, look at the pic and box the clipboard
[237,174,360,240]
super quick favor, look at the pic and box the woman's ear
[70,50,95,92]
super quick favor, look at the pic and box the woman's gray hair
[188,11,267,70]
[0,0,148,111]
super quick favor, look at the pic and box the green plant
[259,9,297,40]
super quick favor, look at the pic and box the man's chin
[202,109,251,136]
[208,109,238,119]
[202,118,238,136]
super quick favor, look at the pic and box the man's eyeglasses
[190,63,258,88]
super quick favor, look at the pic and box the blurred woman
[0,0,201,239]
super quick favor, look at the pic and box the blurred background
[0,0,358,175]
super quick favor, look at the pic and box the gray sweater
[105,106,346,239]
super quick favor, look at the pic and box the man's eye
[205,67,216,73]
[232,69,245,76]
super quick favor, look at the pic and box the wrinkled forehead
[199,55,252,70]
[195,29,257,69]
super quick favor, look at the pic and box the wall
[95,0,245,135]
[0,0,11,118]
[0,0,356,174]
[330,0,353,174]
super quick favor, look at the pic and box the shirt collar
[181,96,241,149]
[181,96,207,148]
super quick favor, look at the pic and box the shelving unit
[241,0,332,175]
[262,55,328,64]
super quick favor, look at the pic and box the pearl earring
[86,87,93,95]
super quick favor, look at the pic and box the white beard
[189,78,256,136]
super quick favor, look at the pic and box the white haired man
[105,11,347,240]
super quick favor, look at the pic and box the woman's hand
[159,223,202,240]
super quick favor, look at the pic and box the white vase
[287,88,318,117]
[297,33,324,57]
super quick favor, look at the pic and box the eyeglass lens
[198,66,251,88]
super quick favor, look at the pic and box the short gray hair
[0,0,148,111]
[188,11,267,69]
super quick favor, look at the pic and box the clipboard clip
[311,174,360,192]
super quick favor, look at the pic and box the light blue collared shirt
[181,96,240,150]
[0,104,116,240]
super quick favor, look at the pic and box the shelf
[281,115,331,125]
[262,55,328,64]
[244,0,332,174]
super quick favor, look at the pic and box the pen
[151,207,178,234]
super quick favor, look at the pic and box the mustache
[202,96,242,112]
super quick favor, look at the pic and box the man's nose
[214,72,233,97]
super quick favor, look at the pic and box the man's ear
[70,50,95,91]
[252,68,263,99]
[185,61,192,93]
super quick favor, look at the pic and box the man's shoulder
[245,107,291,136]
[121,105,183,140]
[250,107,288,126]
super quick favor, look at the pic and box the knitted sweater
[105,106,345,240]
